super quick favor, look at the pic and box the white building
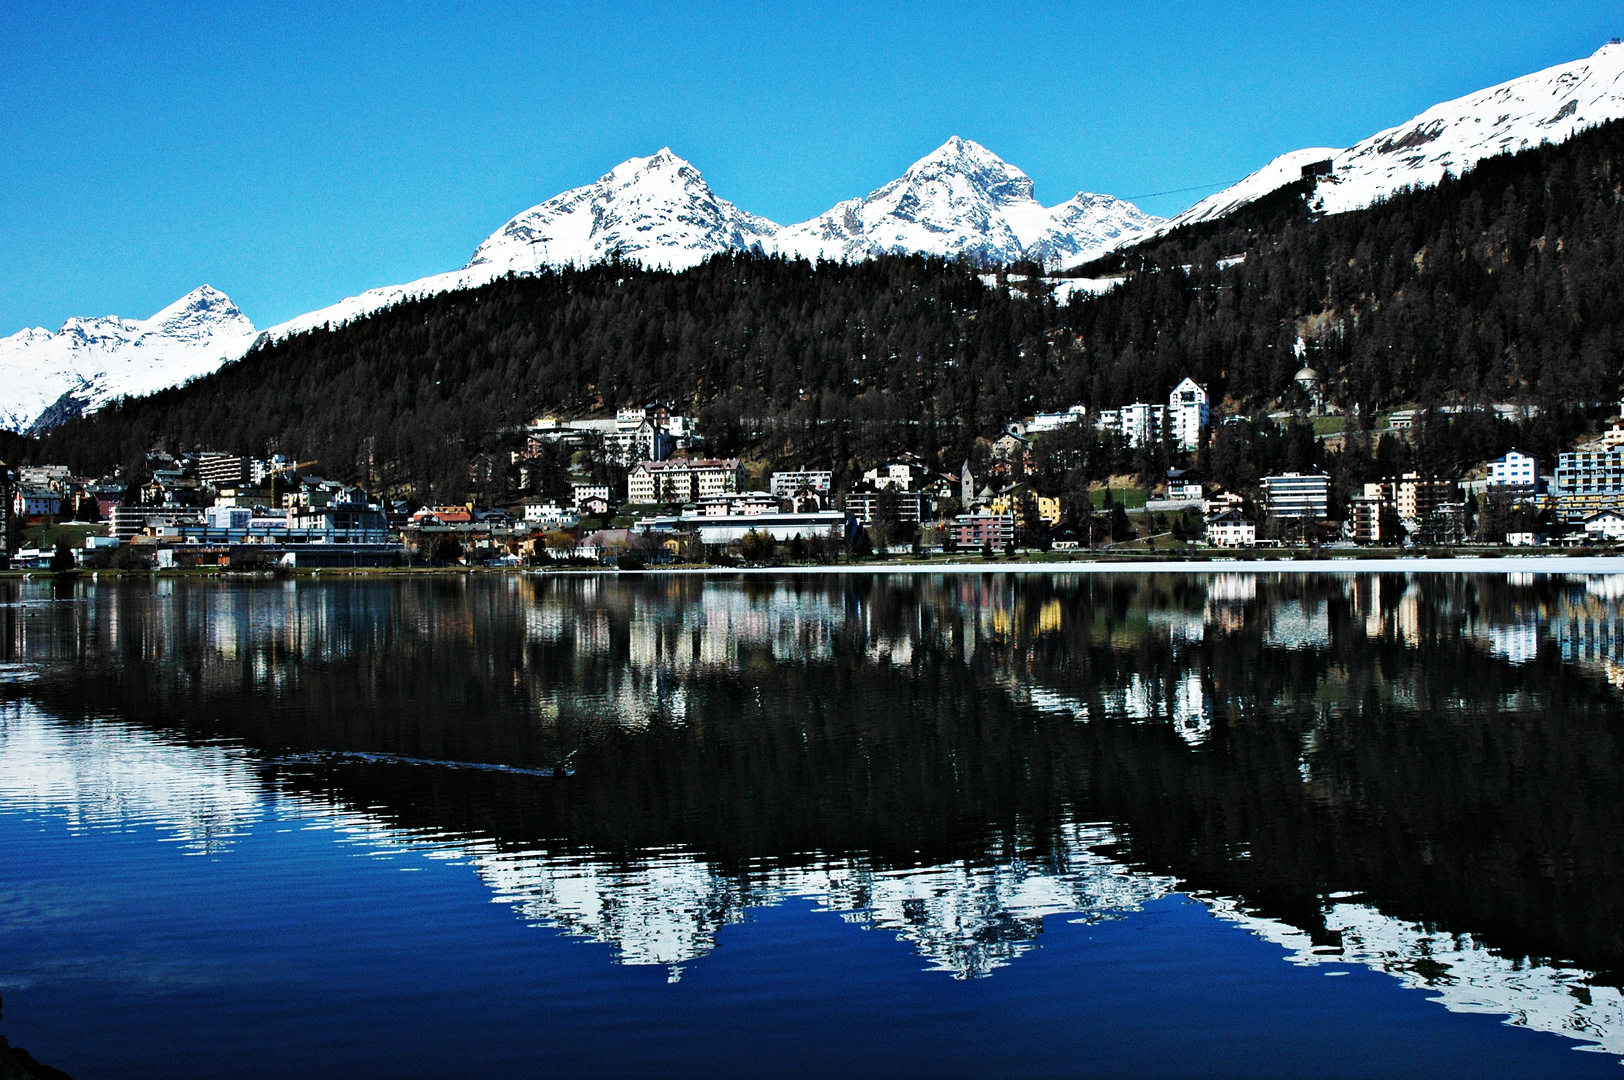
[633,507,845,545]
[525,502,579,529]
[627,459,743,505]
[570,483,612,509]
[769,470,833,497]
[1583,509,1624,541]
[1167,378,1209,451]
[1097,403,1165,449]
[1487,450,1538,491]
[1261,472,1330,519]
[861,462,920,491]
[1025,406,1088,434]
[1205,510,1256,547]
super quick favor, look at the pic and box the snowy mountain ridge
[770,136,1160,266]
[262,138,1158,343]
[1155,41,1624,234]
[0,286,258,435]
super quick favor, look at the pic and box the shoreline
[608,555,1624,575]
[10,553,1624,580]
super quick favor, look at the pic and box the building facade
[1098,403,1165,449]
[844,489,924,526]
[949,513,1016,550]
[1554,451,1624,521]
[1488,450,1539,492]
[768,470,833,497]
[626,459,743,505]
[1167,378,1209,451]
[1260,473,1330,519]
[1205,510,1256,548]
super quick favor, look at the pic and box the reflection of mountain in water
[4,572,1624,1050]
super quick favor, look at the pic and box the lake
[1,570,1622,1078]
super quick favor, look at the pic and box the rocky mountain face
[469,148,780,272]
[0,286,257,435]
[1157,41,1624,234]
[771,136,1159,267]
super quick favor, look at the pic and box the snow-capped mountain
[1158,41,1624,233]
[0,286,258,434]
[262,139,1158,343]
[772,137,1160,268]
[468,148,779,273]
[261,149,779,342]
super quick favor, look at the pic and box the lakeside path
[606,555,1624,576]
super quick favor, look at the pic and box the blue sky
[1,1,1619,331]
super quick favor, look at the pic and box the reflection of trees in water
[6,572,1624,985]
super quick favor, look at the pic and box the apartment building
[626,459,743,505]
[1487,450,1539,491]
[949,513,1016,550]
[1260,473,1329,519]
[768,470,833,497]
[1555,450,1624,521]
[1167,378,1209,451]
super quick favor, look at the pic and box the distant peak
[602,147,702,187]
[917,135,1006,165]
[151,284,249,327]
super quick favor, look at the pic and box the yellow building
[987,489,1061,527]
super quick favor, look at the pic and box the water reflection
[3,571,1624,1057]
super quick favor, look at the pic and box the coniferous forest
[31,117,1624,504]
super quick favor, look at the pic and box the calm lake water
[2,571,1623,1078]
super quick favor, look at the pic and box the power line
[1122,179,1243,201]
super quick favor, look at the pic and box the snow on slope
[261,139,1158,343]
[0,286,258,433]
[261,149,778,342]
[1157,41,1624,234]
[467,148,779,272]
[773,137,1160,268]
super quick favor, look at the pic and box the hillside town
[8,378,1624,571]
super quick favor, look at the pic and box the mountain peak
[461,149,778,276]
[772,139,1157,266]
[901,137,1033,204]
[0,285,259,432]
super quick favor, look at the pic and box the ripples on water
[2,571,1624,1076]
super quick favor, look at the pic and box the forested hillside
[33,117,1624,502]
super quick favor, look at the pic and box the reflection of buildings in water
[1487,623,1542,666]
[1396,583,1422,647]
[1459,574,1624,677]
[1585,575,1624,602]
[3,702,1622,1058]
[1146,607,1204,653]
[1006,671,1212,747]
[1200,573,1263,637]
[1205,574,1258,605]
[1263,598,1330,650]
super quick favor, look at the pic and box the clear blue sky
[2,1,1619,331]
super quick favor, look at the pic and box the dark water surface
[2,571,1623,1078]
